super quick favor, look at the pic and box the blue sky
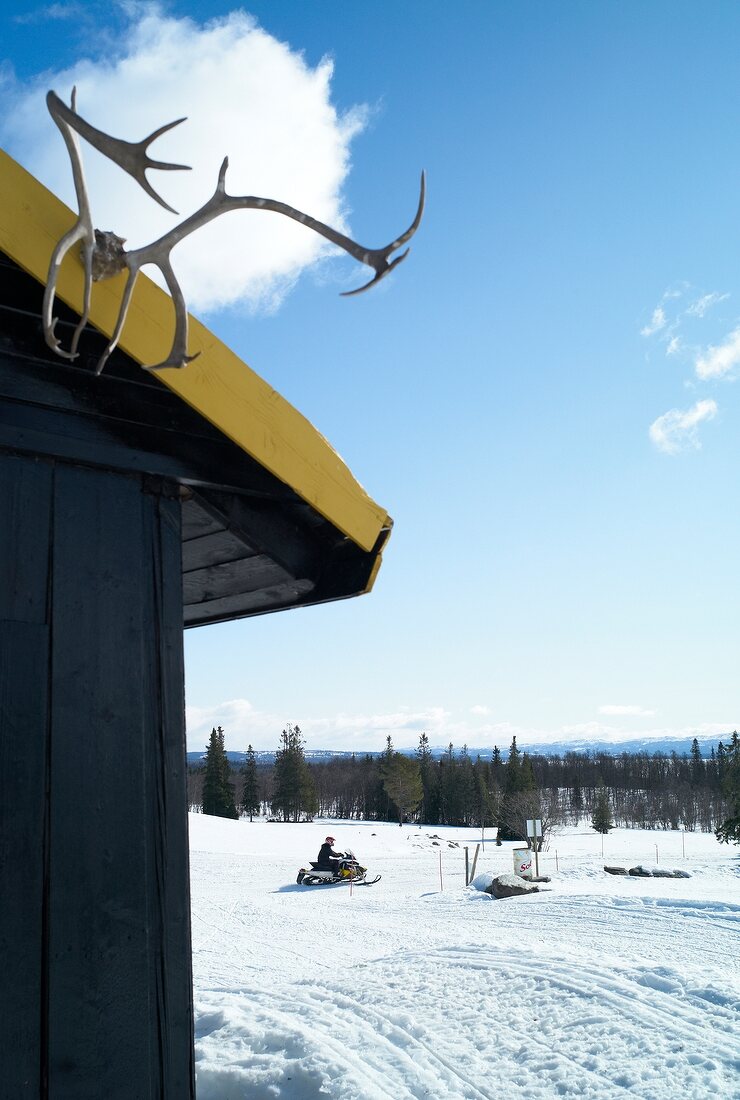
[3,1,740,752]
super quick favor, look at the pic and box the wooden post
[464,846,469,886]
[0,455,195,1097]
[469,843,480,884]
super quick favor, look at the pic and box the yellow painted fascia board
[0,149,391,553]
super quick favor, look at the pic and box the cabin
[0,150,392,1096]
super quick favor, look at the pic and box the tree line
[190,726,740,846]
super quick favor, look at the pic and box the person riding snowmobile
[316,836,344,871]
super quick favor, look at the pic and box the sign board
[526,818,542,838]
[513,848,532,879]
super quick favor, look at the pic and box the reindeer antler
[42,88,95,361]
[43,91,424,374]
[42,89,191,363]
[95,159,426,373]
[46,91,190,214]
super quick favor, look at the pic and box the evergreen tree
[591,782,613,834]
[417,732,439,824]
[473,759,496,828]
[381,752,423,825]
[490,745,503,784]
[457,746,478,825]
[271,724,317,822]
[240,744,260,821]
[690,738,704,787]
[438,743,461,825]
[202,726,238,819]
[497,737,536,840]
[715,732,740,845]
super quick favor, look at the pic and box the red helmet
[325,836,335,844]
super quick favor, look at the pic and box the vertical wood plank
[0,621,49,1097]
[0,453,52,622]
[142,493,195,1096]
[48,465,151,1098]
[47,465,194,1098]
[0,451,52,1094]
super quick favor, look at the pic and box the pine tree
[271,724,317,823]
[690,738,704,787]
[715,732,740,845]
[381,751,423,825]
[591,782,613,834]
[497,736,536,841]
[202,726,238,819]
[438,743,462,825]
[240,744,260,821]
[417,732,439,824]
[490,745,503,786]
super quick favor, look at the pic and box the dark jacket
[316,842,343,868]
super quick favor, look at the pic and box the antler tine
[93,266,139,375]
[47,91,191,214]
[339,248,411,298]
[43,89,96,359]
[42,224,86,358]
[141,255,200,371]
[340,170,425,297]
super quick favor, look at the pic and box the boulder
[604,866,628,875]
[486,873,540,899]
[628,866,652,877]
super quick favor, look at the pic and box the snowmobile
[296,848,381,886]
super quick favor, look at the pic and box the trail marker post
[469,843,480,884]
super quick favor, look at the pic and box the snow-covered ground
[189,817,739,1099]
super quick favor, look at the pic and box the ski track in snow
[189,822,740,1099]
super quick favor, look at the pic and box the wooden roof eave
[0,148,392,556]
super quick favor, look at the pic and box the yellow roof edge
[361,522,393,595]
[0,148,391,553]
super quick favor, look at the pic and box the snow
[189,818,740,1098]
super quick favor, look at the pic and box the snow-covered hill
[187,733,727,768]
[189,815,739,1098]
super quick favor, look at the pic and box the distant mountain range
[187,732,730,767]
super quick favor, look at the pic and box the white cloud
[695,327,740,380]
[13,3,82,23]
[666,335,681,356]
[687,291,729,318]
[470,705,490,715]
[598,704,655,717]
[184,699,735,753]
[1,7,369,313]
[185,700,451,753]
[640,307,666,337]
[648,398,717,455]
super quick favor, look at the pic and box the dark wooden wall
[0,452,194,1097]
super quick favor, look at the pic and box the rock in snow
[486,873,540,899]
